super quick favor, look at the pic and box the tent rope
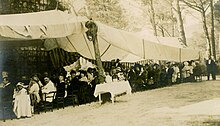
[100,44,111,57]
[66,36,78,52]
[142,39,145,59]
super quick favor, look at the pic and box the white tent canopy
[136,31,186,48]
[0,10,200,62]
[120,53,143,63]
[0,10,87,40]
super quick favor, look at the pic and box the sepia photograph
[0,0,220,125]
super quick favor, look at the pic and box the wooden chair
[195,75,202,82]
[30,94,40,114]
[183,70,191,82]
[66,90,79,107]
[43,91,56,113]
[55,92,65,110]
[193,68,203,82]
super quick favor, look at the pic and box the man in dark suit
[206,57,217,80]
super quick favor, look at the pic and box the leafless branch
[164,0,178,12]
[157,24,172,37]
[181,0,203,12]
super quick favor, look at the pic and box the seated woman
[193,62,203,81]
[29,77,41,113]
[111,68,119,82]
[79,70,89,83]
[13,82,32,119]
[105,72,112,83]
[56,74,66,98]
[67,70,80,96]
[78,70,93,104]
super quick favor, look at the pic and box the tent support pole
[179,48,182,63]
[143,39,146,59]
[92,37,105,83]
[85,20,105,83]
[179,48,183,83]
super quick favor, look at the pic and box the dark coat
[206,59,217,73]
[56,82,66,97]
[67,77,79,96]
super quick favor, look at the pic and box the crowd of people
[108,57,217,92]
[0,67,104,119]
[0,57,218,120]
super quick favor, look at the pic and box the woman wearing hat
[13,82,32,119]
[29,74,43,103]
[182,61,191,82]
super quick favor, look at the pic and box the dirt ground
[1,78,220,126]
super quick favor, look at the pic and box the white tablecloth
[94,81,132,98]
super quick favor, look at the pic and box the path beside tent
[1,79,220,126]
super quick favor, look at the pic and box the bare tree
[175,0,187,46]
[156,0,178,37]
[210,0,216,60]
[149,0,158,36]
[142,0,158,36]
[142,0,178,37]
[181,0,212,57]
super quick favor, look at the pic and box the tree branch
[163,0,178,12]
[204,3,210,12]
[157,24,172,37]
[182,0,203,12]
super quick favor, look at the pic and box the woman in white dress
[13,82,32,119]
[182,62,191,82]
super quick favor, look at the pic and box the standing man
[206,56,217,80]
[0,71,16,120]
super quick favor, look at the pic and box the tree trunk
[201,10,212,57]
[149,0,157,36]
[93,37,105,83]
[210,0,216,60]
[175,0,187,46]
[161,28,165,37]
[171,6,175,37]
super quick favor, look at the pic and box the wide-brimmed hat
[16,82,24,87]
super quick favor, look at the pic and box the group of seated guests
[0,67,107,119]
[106,60,204,92]
[26,68,101,113]
[0,60,207,119]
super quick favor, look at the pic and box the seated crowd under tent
[0,56,216,120]
[0,0,216,122]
